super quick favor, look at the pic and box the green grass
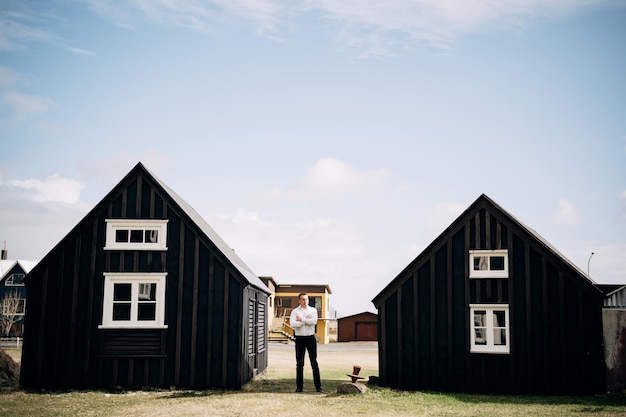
[0,345,625,416]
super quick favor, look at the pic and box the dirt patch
[268,341,378,377]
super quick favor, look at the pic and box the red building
[337,311,377,342]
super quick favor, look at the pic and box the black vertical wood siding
[21,166,268,390]
[374,197,606,394]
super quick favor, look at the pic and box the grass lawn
[1,343,625,417]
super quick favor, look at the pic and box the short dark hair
[298,292,308,298]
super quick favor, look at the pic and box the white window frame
[5,274,25,286]
[104,219,168,251]
[470,304,510,354]
[2,298,25,316]
[99,272,168,329]
[469,249,509,278]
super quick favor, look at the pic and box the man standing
[290,292,323,393]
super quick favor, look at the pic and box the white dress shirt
[290,305,318,336]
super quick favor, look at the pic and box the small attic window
[5,274,25,286]
[469,249,508,278]
[104,219,168,251]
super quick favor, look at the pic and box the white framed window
[469,249,509,278]
[104,219,168,251]
[2,298,25,316]
[100,273,168,329]
[5,274,25,286]
[470,304,509,354]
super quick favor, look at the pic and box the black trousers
[295,335,321,390]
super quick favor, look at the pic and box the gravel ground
[268,341,379,378]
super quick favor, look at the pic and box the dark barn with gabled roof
[372,194,606,395]
[20,162,269,390]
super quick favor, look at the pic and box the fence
[0,337,21,348]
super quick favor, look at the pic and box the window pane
[113,303,131,320]
[138,283,156,301]
[494,329,506,345]
[493,310,506,327]
[474,329,487,344]
[113,283,132,301]
[115,229,129,243]
[474,256,488,270]
[474,311,486,326]
[138,304,156,321]
[490,256,505,270]
[130,229,143,243]
[310,297,321,308]
[145,229,158,243]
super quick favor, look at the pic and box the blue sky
[1,0,625,316]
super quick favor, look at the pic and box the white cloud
[257,157,387,205]
[552,198,581,226]
[0,7,97,55]
[304,0,624,52]
[0,12,54,50]
[303,157,386,193]
[7,175,85,205]
[207,208,403,315]
[0,173,90,259]
[84,0,284,34]
[215,208,372,262]
[211,0,285,33]
[0,91,55,124]
[67,46,97,56]
[77,0,624,53]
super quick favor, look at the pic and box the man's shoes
[316,387,323,392]
[295,389,303,393]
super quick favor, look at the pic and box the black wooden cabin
[20,162,269,390]
[372,194,606,395]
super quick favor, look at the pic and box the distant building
[337,311,377,342]
[0,253,38,336]
[597,284,626,308]
[596,284,626,391]
[260,277,332,344]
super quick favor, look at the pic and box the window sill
[470,349,510,355]
[98,325,168,330]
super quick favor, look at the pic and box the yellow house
[260,277,332,344]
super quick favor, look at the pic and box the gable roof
[142,163,268,293]
[27,162,268,294]
[337,311,377,321]
[373,194,598,307]
[596,284,626,297]
[275,283,333,294]
[0,260,38,281]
